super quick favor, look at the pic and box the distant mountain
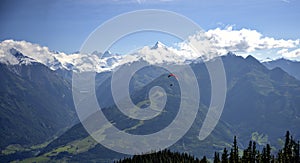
[0,40,115,72]
[0,40,207,73]
[0,62,78,150]
[9,48,37,65]
[151,41,167,49]
[263,58,300,80]
[19,54,300,162]
[34,71,232,162]
[1,40,300,162]
[222,55,300,144]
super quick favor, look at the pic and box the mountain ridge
[0,40,248,73]
[13,53,300,162]
[1,40,300,162]
[263,58,300,80]
[0,63,78,149]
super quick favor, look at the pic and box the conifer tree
[262,144,272,162]
[116,131,300,163]
[214,152,221,163]
[284,131,292,162]
[221,148,229,163]
[295,141,300,162]
[232,136,239,163]
[229,149,234,163]
[266,144,271,162]
[252,141,257,163]
[277,149,284,163]
[242,141,252,162]
[200,156,208,163]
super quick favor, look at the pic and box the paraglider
[168,73,178,86]
[168,73,178,79]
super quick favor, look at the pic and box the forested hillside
[116,131,300,163]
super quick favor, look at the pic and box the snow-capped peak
[9,48,37,65]
[102,50,112,58]
[151,41,167,50]
[0,40,212,73]
[260,57,274,63]
[0,40,61,69]
[0,40,107,72]
[226,51,236,56]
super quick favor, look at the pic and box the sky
[0,0,300,61]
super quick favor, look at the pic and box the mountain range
[0,40,300,162]
[0,40,203,73]
[1,40,299,79]
[263,58,300,80]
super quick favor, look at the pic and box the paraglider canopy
[168,73,178,87]
[168,73,178,80]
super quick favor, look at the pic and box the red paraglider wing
[168,73,178,80]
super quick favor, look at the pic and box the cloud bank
[183,26,300,60]
[1,26,300,73]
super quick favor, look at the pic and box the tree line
[115,131,299,163]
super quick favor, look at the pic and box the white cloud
[279,48,300,58]
[277,48,289,55]
[2,26,300,72]
[204,26,299,53]
[125,42,184,65]
[127,26,300,62]
[0,40,57,67]
[173,26,300,60]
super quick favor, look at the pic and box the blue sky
[0,0,300,60]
